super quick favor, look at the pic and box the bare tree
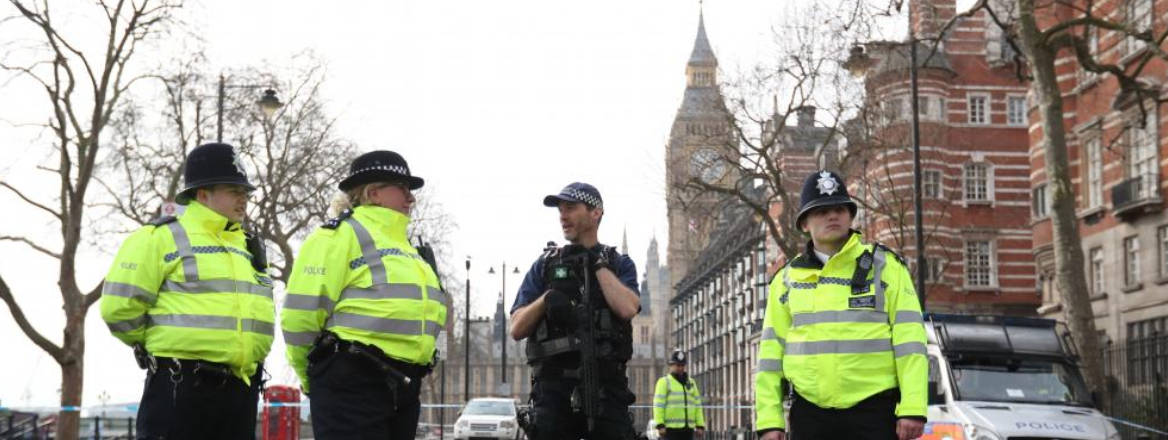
[918,0,1168,410]
[0,1,180,438]
[675,3,874,263]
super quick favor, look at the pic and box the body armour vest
[524,244,633,369]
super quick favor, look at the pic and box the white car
[453,397,522,440]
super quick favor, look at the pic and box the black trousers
[525,377,638,440]
[135,363,261,440]
[664,427,695,440]
[308,350,426,440]
[789,390,898,440]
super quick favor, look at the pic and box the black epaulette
[321,209,353,230]
[147,216,177,226]
[873,242,907,266]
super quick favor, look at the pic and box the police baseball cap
[543,182,603,209]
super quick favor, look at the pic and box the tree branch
[0,181,64,220]
[0,235,62,259]
[0,274,64,363]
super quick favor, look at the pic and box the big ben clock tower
[665,9,734,323]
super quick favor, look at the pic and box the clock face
[689,148,726,184]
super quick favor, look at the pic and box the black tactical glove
[543,289,575,328]
[590,245,620,273]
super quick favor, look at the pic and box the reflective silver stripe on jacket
[326,311,442,338]
[791,310,888,327]
[283,330,320,346]
[102,281,158,305]
[784,338,893,355]
[148,314,275,336]
[893,342,926,357]
[345,218,388,285]
[166,222,199,282]
[284,293,336,313]
[162,279,273,299]
[106,315,149,333]
[758,358,783,372]
[873,248,887,314]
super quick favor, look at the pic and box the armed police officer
[754,170,927,440]
[653,349,706,440]
[100,143,274,439]
[510,182,641,440]
[282,150,446,439]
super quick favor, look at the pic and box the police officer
[653,350,706,440]
[755,170,927,440]
[510,182,641,439]
[282,150,446,439]
[101,143,274,439]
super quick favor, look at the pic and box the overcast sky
[0,0,939,408]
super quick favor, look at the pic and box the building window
[964,163,991,202]
[1125,235,1141,287]
[965,240,995,287]
[968,95,988,124]
[1127,108,1158,200]
[1032,183,1049,218]
[1125,316,1167,385]
[1125,0,1154,55]
[640,325,649,344]
[1159,226,1168,279]
[1086,138,1103,209]
[926,257,944,283]
[1007,96,1027,126]
[1089,247,1105,295]
[924,170,942,199]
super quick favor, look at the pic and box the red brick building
[1029,0,1168,342]
[847,0,1039,314]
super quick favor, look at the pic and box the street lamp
[464,256,471,402]
[488,263,521,389]
[217,74,284,143]
[845,38,928,309]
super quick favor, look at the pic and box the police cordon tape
[1,403,754,411]
[6,404,1164,435]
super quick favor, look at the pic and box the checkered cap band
[351,164,409,176]
[564,188,602,208]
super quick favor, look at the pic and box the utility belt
[793,387,899,411]
[133,343,238,378]
[308,331,432,386]
[531,359,625,381]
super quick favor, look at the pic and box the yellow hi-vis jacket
[100,201,275,383]
[653,373,706,429]
[282,205,447,391]
[754,232,927,432]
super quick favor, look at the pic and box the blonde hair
[328,182,386,218]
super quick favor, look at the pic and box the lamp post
[216,73,284,143]
[464,256,471,402]
[489,263,521,389]
[846,37,927,309]
[908,38,927,310]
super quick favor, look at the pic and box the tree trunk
[58,355,84,440]
[1016,0,1109,412]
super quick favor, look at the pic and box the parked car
[453,397,522,440]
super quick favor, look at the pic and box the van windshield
[463,400,515,416]
[950,357,1092,406]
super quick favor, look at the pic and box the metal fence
[1103,335,1168,440]
[0,415,136,440]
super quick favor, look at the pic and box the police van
[922,314,1121,440]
